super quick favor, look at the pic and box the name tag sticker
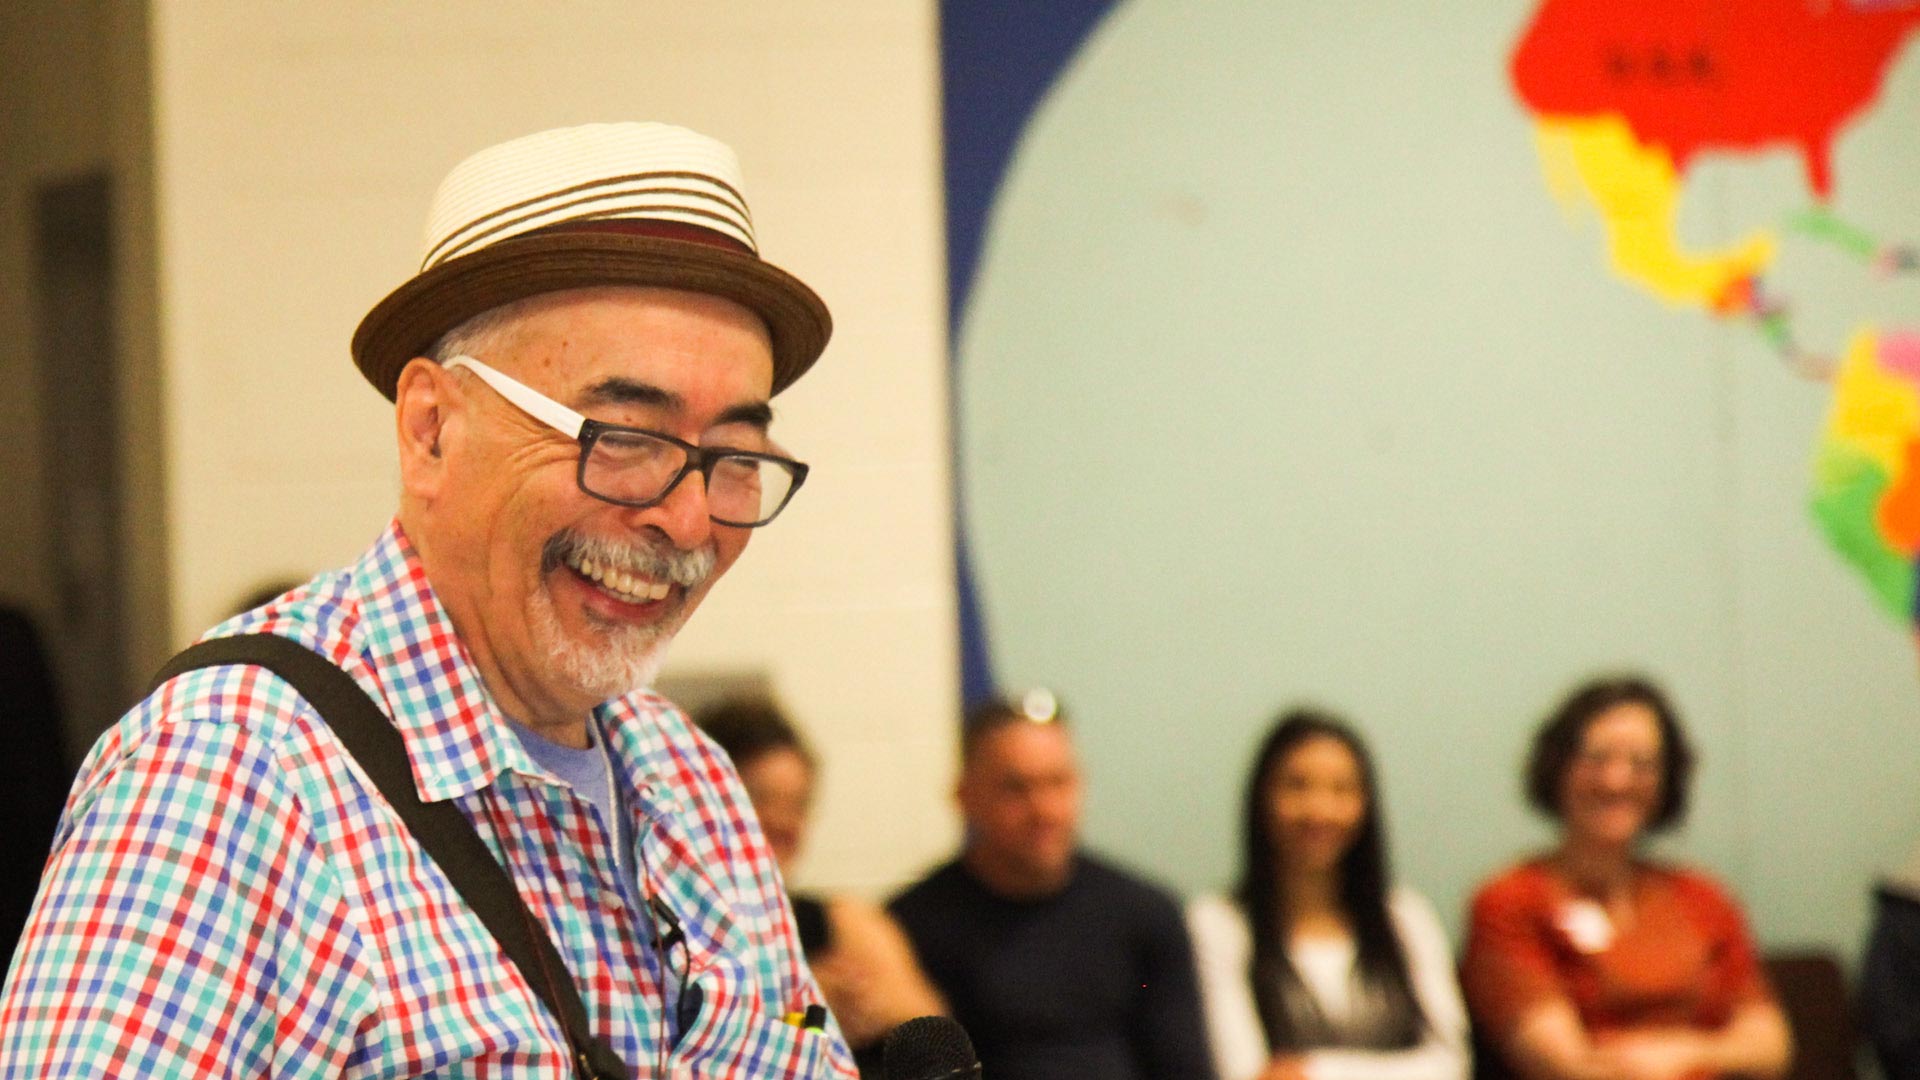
[1556,899,1616,953]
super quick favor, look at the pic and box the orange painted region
[1880,438,1920,556]
[1710,275,1759,317]
[1510,0,1920,199]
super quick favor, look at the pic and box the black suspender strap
[149,634,631,1080]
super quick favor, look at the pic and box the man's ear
[395,358,454,500]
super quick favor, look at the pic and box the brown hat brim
[351,232,831,400]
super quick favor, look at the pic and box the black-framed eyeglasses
[444,355,809,527]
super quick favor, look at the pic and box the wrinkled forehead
[484,285,775,402]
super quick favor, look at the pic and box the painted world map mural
[946,0,1920,952]
[1510,0,1920,635]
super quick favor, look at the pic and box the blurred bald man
[890,694,1215,1080]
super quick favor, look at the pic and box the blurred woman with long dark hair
[1189,708,1468,1080]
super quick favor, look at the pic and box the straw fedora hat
[351,121,830,400]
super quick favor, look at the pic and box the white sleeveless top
[1185,887,1471,1080]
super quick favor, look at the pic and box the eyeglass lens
[583,429,797,525]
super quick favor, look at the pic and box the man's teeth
[573,556,670,603]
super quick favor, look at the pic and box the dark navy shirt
[889,854,1217,1080]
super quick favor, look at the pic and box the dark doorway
[34,173,128,754]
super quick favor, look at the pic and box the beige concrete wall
[147,2,958,892]
[0,0,163,759]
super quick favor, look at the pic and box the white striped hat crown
[421,122,758,269]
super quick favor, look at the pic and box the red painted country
[1510,0,1920,198]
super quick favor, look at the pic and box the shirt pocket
[671,955,847,1078]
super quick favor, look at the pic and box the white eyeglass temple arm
[442,355,588,439]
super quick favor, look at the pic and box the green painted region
[1785,207,1880,259]
[1811,441,1915,619]
[1757,308,1792,351]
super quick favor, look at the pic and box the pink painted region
[1880,332,1920,381]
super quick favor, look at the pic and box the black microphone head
[883,1015,980,1080]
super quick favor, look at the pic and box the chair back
[1766,950,1857,1080]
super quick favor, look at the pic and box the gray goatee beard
[533,529,717,700]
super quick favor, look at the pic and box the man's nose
[629,470,715,552]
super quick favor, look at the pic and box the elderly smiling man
[0,124,857,1079]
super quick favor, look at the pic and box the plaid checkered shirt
[0,521,856,1079]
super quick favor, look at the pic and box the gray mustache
[542,529,715,587]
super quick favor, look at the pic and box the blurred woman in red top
[1460,676,1790,1080]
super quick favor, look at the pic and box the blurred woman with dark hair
[1461,676,1790,1080]
[1188,708,1468,1080]
[695,696,945,1076]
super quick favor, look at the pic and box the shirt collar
[346,520,555,802]
[599,695,689,823]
